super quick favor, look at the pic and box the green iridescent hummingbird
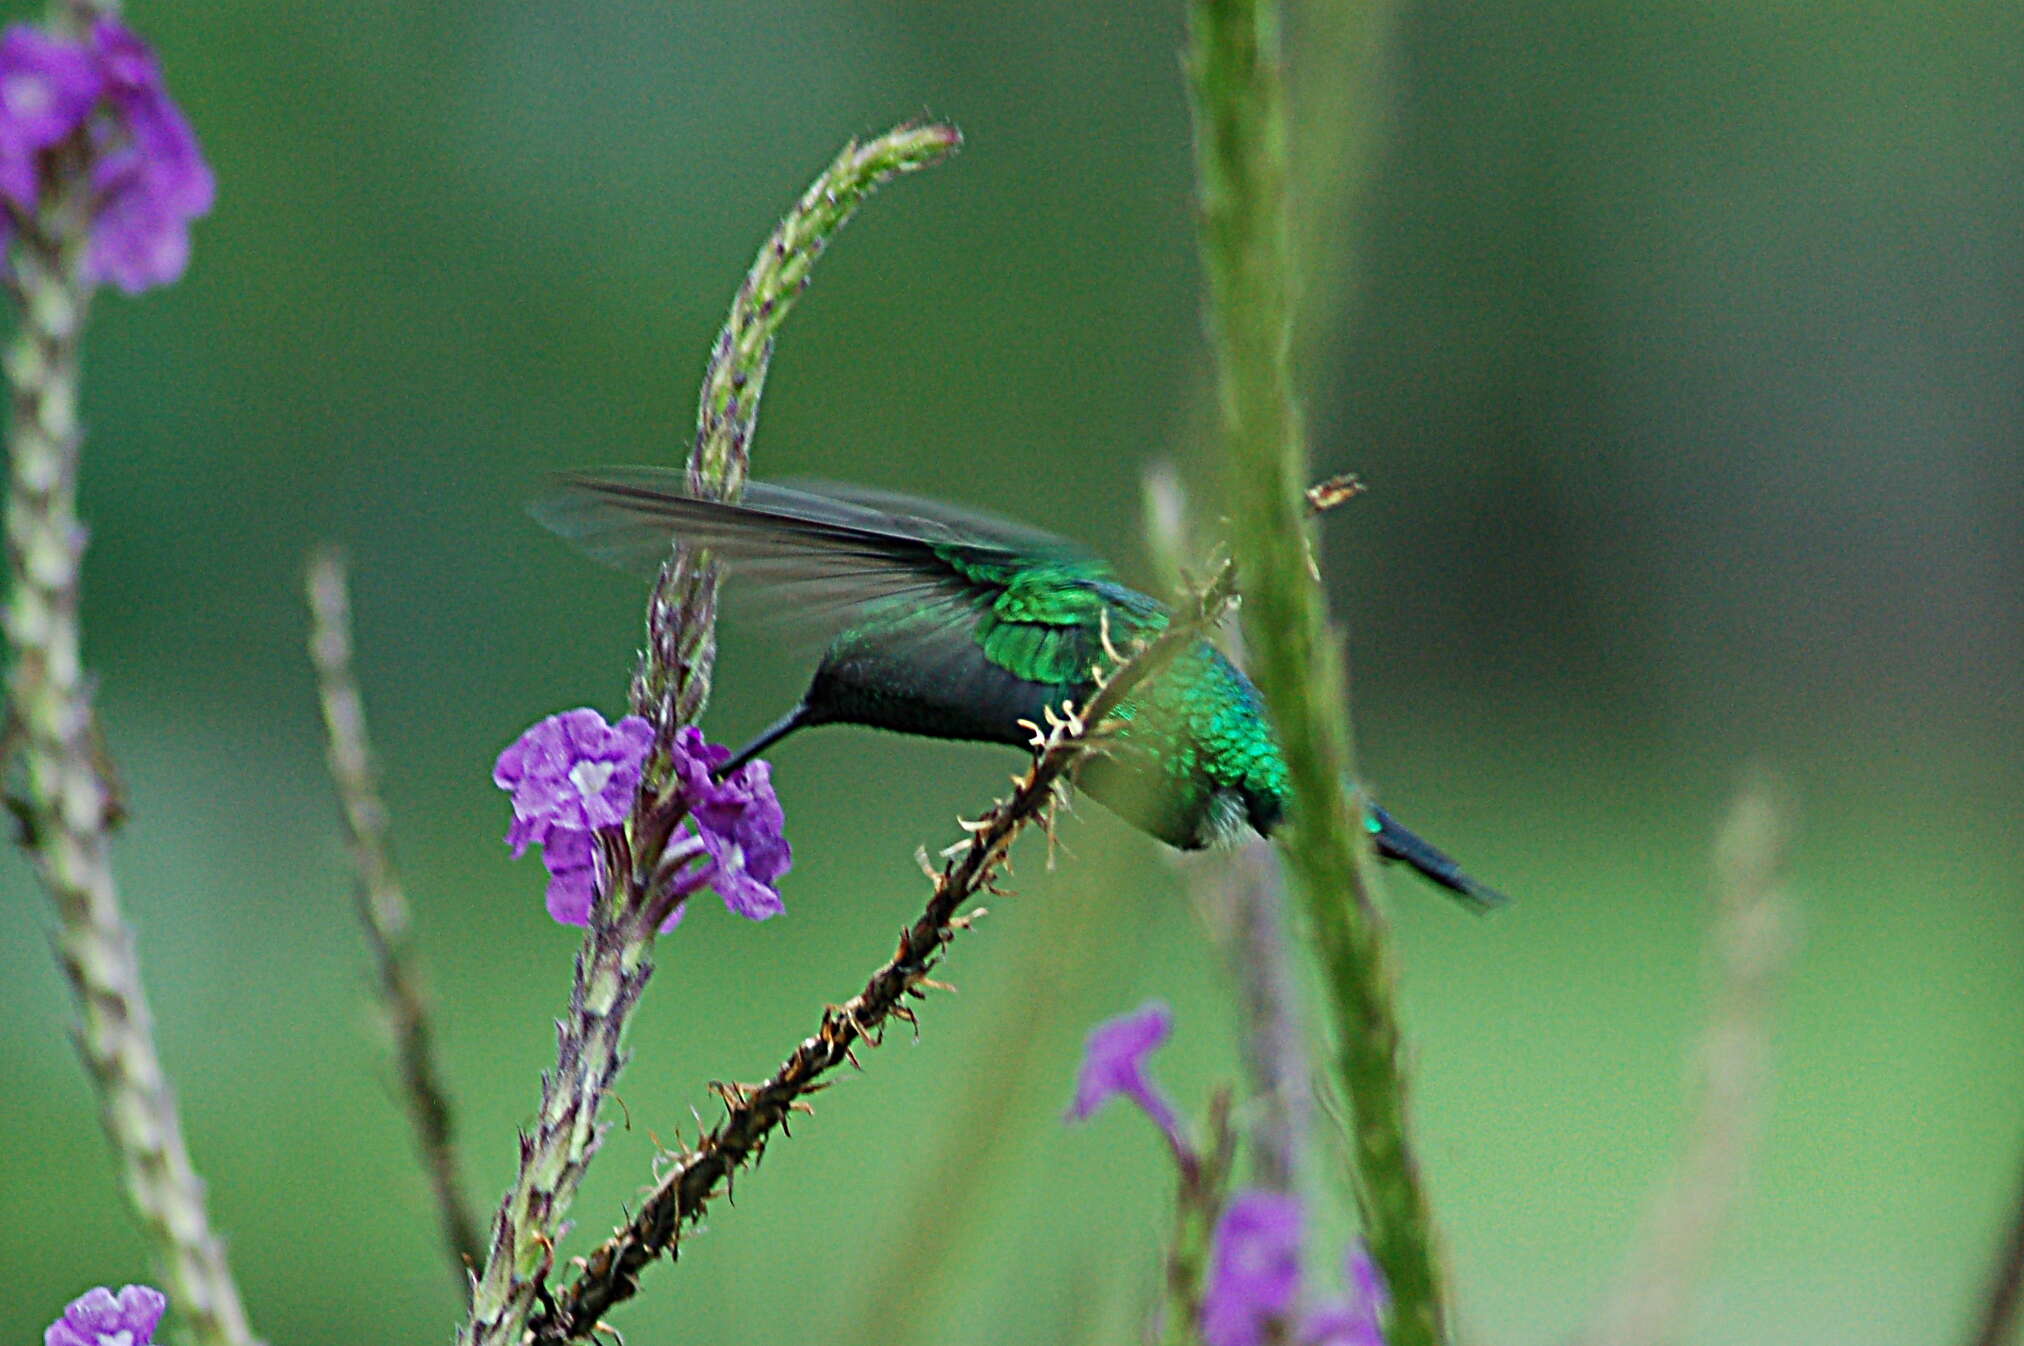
[534,468,1506,910]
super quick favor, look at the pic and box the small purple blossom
[1065,1000,1190,1164]
[0,19,211,293]
[494,708,653,850]
[494,708,651,929]
[84,19,213,293]
[496,712,790,931]
[693,754,790,920]
[535,825,599,927]
[45,1285,166,1346]
[668,722,733,799]
[0,28,98,205]
[1298,1243,1387,1346]
[1199,1199,1388,1346]
[1201,1190,1305,1346]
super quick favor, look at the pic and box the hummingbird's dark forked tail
[715,703,816,779]
[1368,804,1510,912]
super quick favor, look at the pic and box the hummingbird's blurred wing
[531,467,1151,689]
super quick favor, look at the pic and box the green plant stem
[3,152,256,1346]
[459,122,957,1346]
[306,547,483,1286]
[460,899,655,1346]
[1186,2,1448,1343]
[1160,1092,1236,1346]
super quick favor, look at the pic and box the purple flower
[494,708,653,852]
[0,20,210,293]
[0,26,100,206]
[45,1285,167,1346]
[496,712,790,931]
[693,756,791,920]
[84,19,213,293]
[1299,1243,1387,1346]
[653,725,791,920]
[536,826,598,927]
[1065,1000,1190,1163]
[668,722,733,799]
[1200,1190,1305,1346]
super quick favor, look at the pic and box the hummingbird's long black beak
[713,703,814,779]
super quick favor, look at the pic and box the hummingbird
[533,468,1506,910]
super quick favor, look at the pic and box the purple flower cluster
[1202,1194,1386,1346]
[495,709,790,930]
[0,19,212,292]
[1065,1004,1388,1346]
[45,1285,166,1346]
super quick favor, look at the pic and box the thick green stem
[1186,2,1448,1343]
[3,156,256,1346]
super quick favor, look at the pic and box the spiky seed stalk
[306,548,483,1282]
[527,564,1243,1344]
[3,139,257,1346]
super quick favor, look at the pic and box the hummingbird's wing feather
[776,477,1099,562]
[532,468,1142,688]
[533,468,1090,571]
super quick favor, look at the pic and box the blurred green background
[3,2,2020,1343]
